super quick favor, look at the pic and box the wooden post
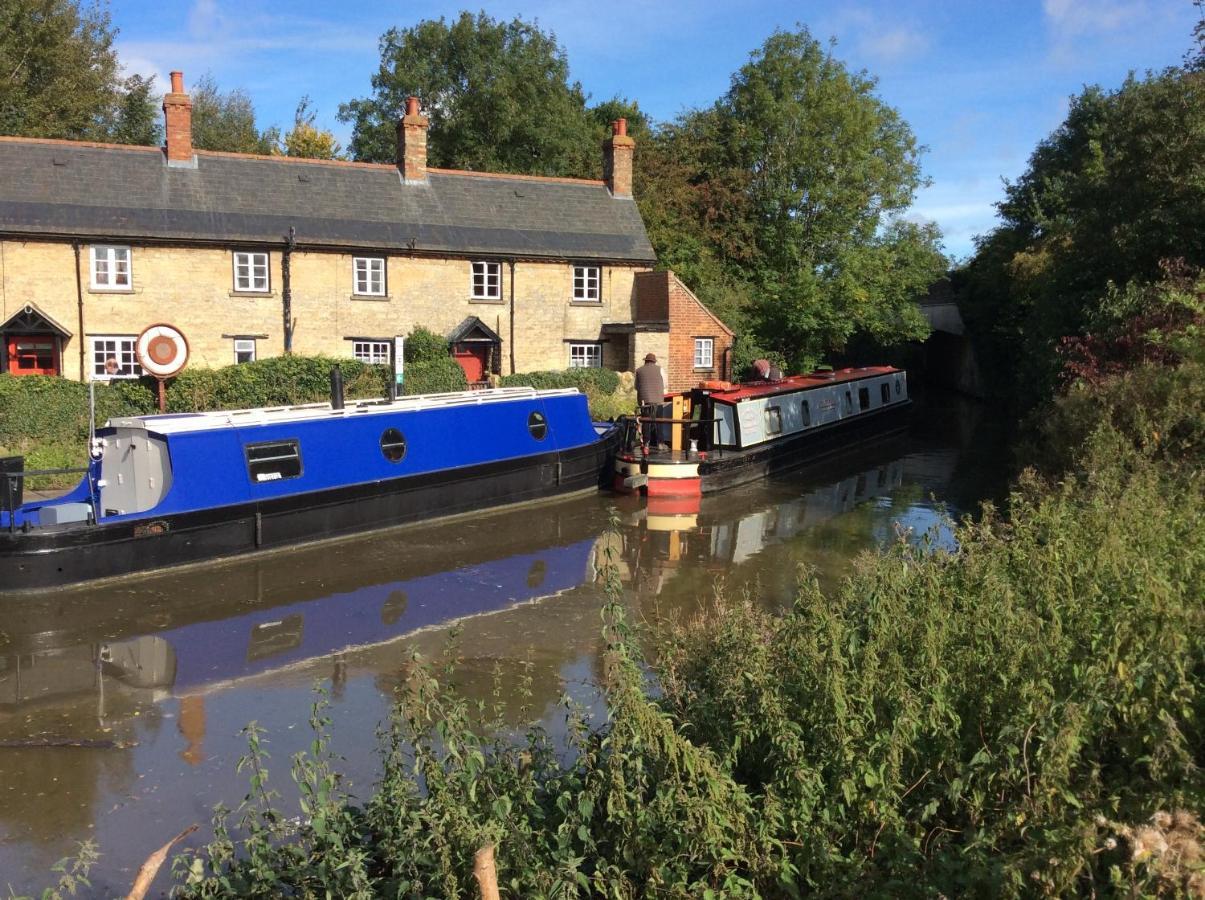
[671,394,684,453]
[156,377,167,413]
[473,844,500,900]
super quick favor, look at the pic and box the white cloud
[857,26,931,64]
[1042,0,1148,35]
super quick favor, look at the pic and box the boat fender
[89,438,105,460]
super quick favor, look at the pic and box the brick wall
[635,270,733,391]
[0,239,651,380]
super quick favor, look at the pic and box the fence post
[473,844,500,900]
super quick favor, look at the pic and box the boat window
[843,391,853,415]
[765,406,783,435]
[895,378,902,396]
[801,400,811,426]
[380,427,407,463]
[858,387,871,411]
[528,410,548,441]
[881,383,890,404]
[245,440,302,483]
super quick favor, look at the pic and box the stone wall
[0,239,650,380]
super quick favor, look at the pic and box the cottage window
[245,440,302,482]
[233,338,257,364]
[572,265,600,302]
[233,252,270,292]
[90,335,142,380]
[353,257,386,296]
[352,340,391,365]
[694,338,714,369]
[569,342,602,368]
[90,246,131,290]
[471,261,501,300]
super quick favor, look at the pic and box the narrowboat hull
[1,429,617,594]
[615,400,910,497]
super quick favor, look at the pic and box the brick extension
[634,271,734,391]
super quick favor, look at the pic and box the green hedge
[0,375,154,447]
[402,356,468,395]
[499,367,620,394]
[166,356,390,413]
[403,326,451,365]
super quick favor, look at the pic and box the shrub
[499,367,620,395]
[402,356,468,395]
[0,375,154,448]
[403,325,450,365]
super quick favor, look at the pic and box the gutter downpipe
[508,258,516,375]
[72,241,85,379]
[282,226,296,353]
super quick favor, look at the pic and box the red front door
[5,334,59,376]
[453,345,488,382]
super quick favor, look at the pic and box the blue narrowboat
[0,386,618,592]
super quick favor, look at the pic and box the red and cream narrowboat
[613,366,911,499]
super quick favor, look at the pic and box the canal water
[0,391,1008,894]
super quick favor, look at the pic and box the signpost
[392,335,405,400]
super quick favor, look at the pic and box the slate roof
[0,139,656,263]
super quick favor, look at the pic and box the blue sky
[111,0,1198,260]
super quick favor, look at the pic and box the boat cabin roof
[105,387,580,435]
[708,366,902,404]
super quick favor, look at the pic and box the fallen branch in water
[127,824,197,900]
[0,738,137,749]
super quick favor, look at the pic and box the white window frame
[693,337,714,369]
[89,245,132,290]
[352,339,392,365]
[569,342,602,369]
[471,261,501,300]
[89,335,142,380]
[353,257,386,297]
[572,265,601,302]
[233,251,270,293]
[233,338,257,364]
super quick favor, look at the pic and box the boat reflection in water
[0,445,924,724]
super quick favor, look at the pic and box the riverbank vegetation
[142,351,1199,898]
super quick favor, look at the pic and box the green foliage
[959,61,1205,406]
[283,97,342,160]
[401,356,467,395]
[165,356,389,412]
[499,367,620,395]
[190,74,281,155]
[9,839,99,899]
[340,12,595,176]
[638,28,944,367]
[402,325,449,365]
[103,73,162,146]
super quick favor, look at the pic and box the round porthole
[528,410,548,441]
[380,427,407,462]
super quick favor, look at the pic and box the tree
[959,59,1205,404]
[0,0,120,139]
[103,74,161,146]
[190,74,280,155]
[283,97,342,159]
[643,29,944,367]
[339,12,594,176]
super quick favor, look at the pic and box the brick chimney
[397,96,429,183]
[162,71,194,167]
[603,118,635,198]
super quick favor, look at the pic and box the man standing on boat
[635,353,668,448]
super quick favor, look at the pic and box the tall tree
[190,74,280,155]
[339,12,594,176]
[283,96,342,159]
[958,58,1205,404]
[103,73,161,146]
[0,0,119,139]
[645,29,944,367]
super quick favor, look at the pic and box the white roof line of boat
[107,387,581,434]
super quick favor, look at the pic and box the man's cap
[644,353,657,362]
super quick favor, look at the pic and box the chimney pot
[615,118,627,137]
[406,96,420,117]
[170,71,184,93]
